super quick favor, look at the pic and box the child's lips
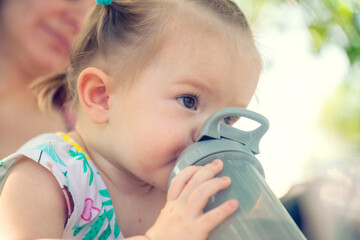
[42,23,71,55]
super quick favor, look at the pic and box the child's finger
[186,176,231,215]
[167,165,201,201]
[199,199,239,232]
[179,160,223,201]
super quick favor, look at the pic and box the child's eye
[223,116,240,125]
[176,95,197,110]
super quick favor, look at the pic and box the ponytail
[30,71,69,116]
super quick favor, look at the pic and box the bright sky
[239,3,350,197]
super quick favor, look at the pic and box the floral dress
[0,132,124,239]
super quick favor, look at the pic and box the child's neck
[103,171,166,237]
[67,131,158,196]
[67,131,166,236]
[97,158,156,196]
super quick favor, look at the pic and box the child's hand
[145,160,238,240]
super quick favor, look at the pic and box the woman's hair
[32,0,254,115]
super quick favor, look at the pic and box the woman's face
[0,0,94,79]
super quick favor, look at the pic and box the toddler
[0,0,262,239]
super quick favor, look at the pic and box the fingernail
[229,200,238,208]
[213,159,221,165]
[222,176,230,182]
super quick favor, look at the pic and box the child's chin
[155,179,170,192]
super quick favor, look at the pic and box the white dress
[0,132,124,239]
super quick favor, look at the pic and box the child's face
[106,25,261,191]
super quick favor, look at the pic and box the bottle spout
[196,107,269,154]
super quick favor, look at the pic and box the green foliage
[238,0,360,63]
[322,76,360,142]
[298,0,360,64]
[297,0,360,141]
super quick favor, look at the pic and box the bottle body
[194,151,306,240]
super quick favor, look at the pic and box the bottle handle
[197,107,269,154]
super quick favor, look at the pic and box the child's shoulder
[0,132,90,192]
[0,156,68,239]
[1,132,75,189]
[0,132,123,239]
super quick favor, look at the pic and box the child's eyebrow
[173,76,215,94]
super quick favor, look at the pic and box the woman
[0,0,94,157]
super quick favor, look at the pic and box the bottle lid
[197,107,269,154]
[168,107,269,186]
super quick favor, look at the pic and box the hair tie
[96,0,112,6]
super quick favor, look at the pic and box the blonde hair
[32,0,254,115]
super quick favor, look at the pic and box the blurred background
[233,0,360,239]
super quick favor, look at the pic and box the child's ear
[77,67,114,124]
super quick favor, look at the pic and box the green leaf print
[73,224,87,237]
[99,189,121,238]
[83,210,108,240]
[69,149,94,186]
[99,189,110,198]
[106,208,114,221]
[98,224,112,240]
[102,200,112,207]
[34,143,67,167]
[114,219,120,238]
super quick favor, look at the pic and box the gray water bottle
[168,107,307,240]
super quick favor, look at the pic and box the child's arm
[0,157,66,239]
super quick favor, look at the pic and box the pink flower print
[81,198,100,221]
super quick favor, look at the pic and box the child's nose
[191,128,199,143]
[191,117,208,143]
